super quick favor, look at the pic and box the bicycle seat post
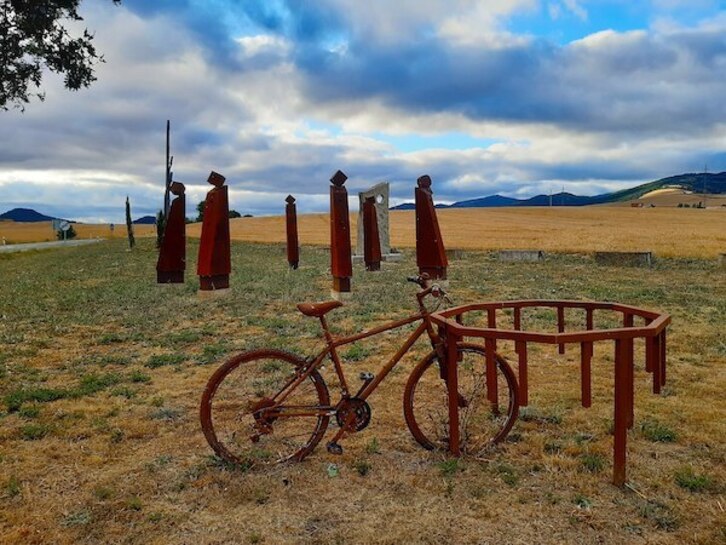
[319,315,350,397]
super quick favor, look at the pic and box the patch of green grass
[365,437,380,455]
[126,496,143,511]
[146,353,186,368]
[640,420,677,443]
[519,407,562,425]
[580,453,606,473]
[674,467,714,492]
[129,370,151,383]
[18,404,40,418]
[150,407,183,421]
[438,459,461,477]
[97,333,125,345]
[19,423,50,440]
[543,441,562,454]
[493,463,519,486]
[573,494,593,509]
[110,386,137,399]
[342,344,372,362]
[5,387,66,412]
[76,373,122,396]
[5,475,21,498]
[93,486,114,500]
[197,342,230,365]
[353,459,372,476]
[62,510,92,527]
[639,500,679,531]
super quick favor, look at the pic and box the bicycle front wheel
[404,344,519,456]
[200,349,330,468]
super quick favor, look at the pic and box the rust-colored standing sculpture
[363,196,381,271]
[156,182,186,283]
[330,170,352,294]
[285,195,299,269]
[197,171,231,291]
[415,175,448,280]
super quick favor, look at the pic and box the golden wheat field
[4,207,725,259]
[0,221,156,244]
[186,206,726,259]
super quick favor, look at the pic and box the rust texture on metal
[415,175,448,280]
[430,299,670,486]
[156,181,186,283]
[363,196,382,271]
[285,195,299,269]
[197,171,231,290]
[329,170,352,292]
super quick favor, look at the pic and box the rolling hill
[0,208,59,222]
[391,171,726,209]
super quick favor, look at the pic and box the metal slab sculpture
[355,182,390,256]
[363,196,382,271]
[415,175,448,280]
[156,181,186,283]
[330,170,352,295]
[285,195,299,269]
[197,171,231,291]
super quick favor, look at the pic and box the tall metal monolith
[330,170,352,297]
[363,196,381,271]
[197,171,231,292]
[285,195,299,269]
[415,174,448,280]
[156,181,186,283]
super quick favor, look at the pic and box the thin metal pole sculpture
[125,196,135,249]
[415,175,448,280]
[330,170,352,295]
[285,195,300,269]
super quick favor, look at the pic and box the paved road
[0,239,103,254]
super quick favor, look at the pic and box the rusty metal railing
[430,300,671,486]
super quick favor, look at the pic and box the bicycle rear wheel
[404,344,518,456]
[200,349,330,467]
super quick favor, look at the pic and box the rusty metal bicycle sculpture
[200,274,519,467]
[201,275,671,485]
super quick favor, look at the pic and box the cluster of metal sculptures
[156,171,232,293]
[284,170,449,297]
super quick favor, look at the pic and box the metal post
[613,339,628,486]
[580,341,593,408]
[446,328,461,456]
[516,340,528,406]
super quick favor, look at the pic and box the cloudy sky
[1,0,724,222]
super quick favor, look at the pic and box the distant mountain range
[0,207,155,225]
[0,207,61,222]
[391,171,726,210]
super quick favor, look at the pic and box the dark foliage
[0,0,120,111]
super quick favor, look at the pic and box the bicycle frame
[266,286,445,419]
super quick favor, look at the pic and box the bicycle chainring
[335,397,371,432]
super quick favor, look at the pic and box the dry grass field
[0,221,155,245]
[184,206,726,259]
[0,239,724,545]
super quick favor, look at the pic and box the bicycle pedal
[359,372,374,382]
[326,442,343,455]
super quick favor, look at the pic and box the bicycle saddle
[296,300,343,318]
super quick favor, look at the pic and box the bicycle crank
[335,397,372,432]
